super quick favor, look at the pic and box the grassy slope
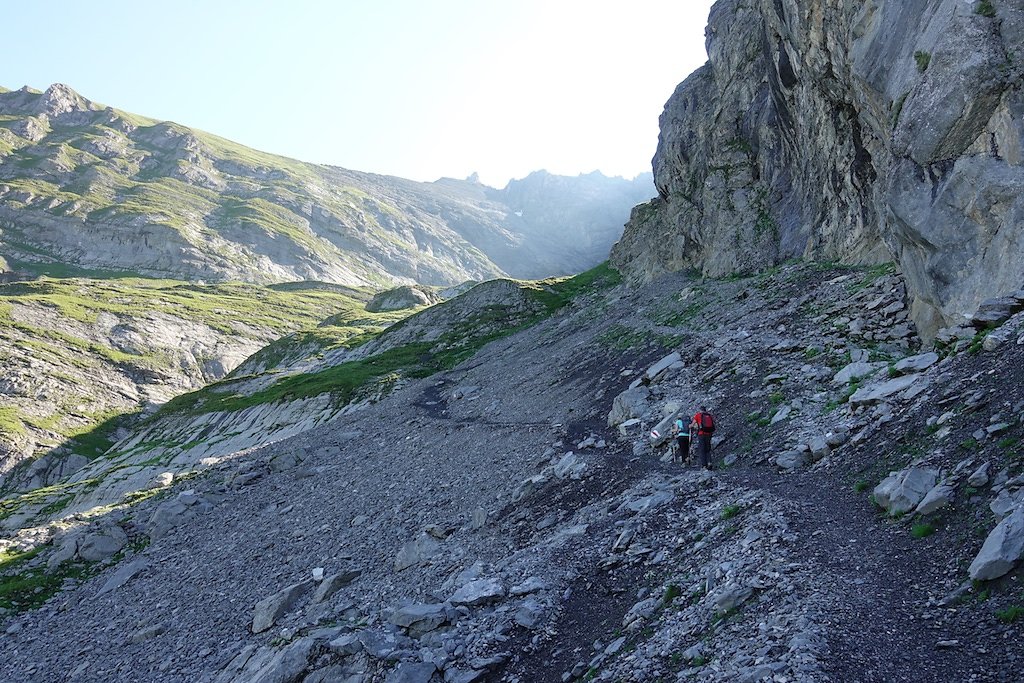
[154,263,622,418]
[0,275,395,468]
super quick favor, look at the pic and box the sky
[1,0,716,188]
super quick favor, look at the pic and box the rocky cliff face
[611,0,1023,336]
[0,84,645,287]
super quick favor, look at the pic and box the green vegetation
[996,605,1023,623]
[0,276,371,334]
[753,188,778,239]
[157,264,621,418]
[0,547,99,614]
[891,91,910,126]
[853,479,870,493]
[0,405,26,438]
[977,1,997,18]
[848,263,896,293]
[720,504,742,520]
[911,523,935,539]
[597,324,649,350]
[662,584,682,604]
[914,51,931,72]
[960,437,979,451]
[998,436,1019,450]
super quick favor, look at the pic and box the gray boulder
[849,375,921,407]
[991,489,1024,520]
[914,484,954,515]
[874,467,940,515]
[607,386,651,427]
[98,558,149,596]
[216,638,316,683]
[553,452,586,480]
[389,603,449,637]
[971,295,1024,329]
[968,462,991,488]
[251,581,313,634]
[514,599,546,629]
[385,662,437,683]
[394,533,441,572]
[451,578,505,607]
[808,437,830,462]
[775,451,808,471]
[893,352,939,374]
[712,583,755,614]
[832,361,884,385]
[312,569,362,604]
[969,507,1024,581]
[77,525,128,562]
[643,352,682,382]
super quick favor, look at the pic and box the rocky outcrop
[611,0,1024,337]
[366,285,443,312]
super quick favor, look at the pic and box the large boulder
[892,352,939,374]
[874,467,940,515]
[849,375,921,407]
[394,533,441,572]
[915,484,954,515]
[969,507,1024,581]
[832,362,885,385]
[251,581,312,634]
[76,525,128,562]
[389,603,449,637]
[450,578,505,607]
[607,386,651,427]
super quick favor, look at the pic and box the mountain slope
[2,261,1023,681]
[0,84,651,287]
[0,274,410,490]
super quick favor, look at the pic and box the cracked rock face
[611,0,1024,337]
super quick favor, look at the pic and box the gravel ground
[2,264,1024,683]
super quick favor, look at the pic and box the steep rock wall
[611,0,1023,335]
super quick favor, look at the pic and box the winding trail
[722,466,1009,683]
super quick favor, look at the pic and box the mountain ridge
[0,83,652,287]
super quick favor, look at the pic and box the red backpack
[698,412,715,434]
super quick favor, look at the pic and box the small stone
[775,451,808,470]
[968,463,991,488]
[451,579,505,607]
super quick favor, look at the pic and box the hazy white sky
[3,0,715,188]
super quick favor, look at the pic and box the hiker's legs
[699,434,712,469]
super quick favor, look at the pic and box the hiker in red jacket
[692,406,716,470]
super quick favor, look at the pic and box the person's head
[699,405,708,412]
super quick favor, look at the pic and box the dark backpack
[699,412,715,433]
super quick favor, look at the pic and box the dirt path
[722,465,1011,683]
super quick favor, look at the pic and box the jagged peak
[34,83,93,117]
